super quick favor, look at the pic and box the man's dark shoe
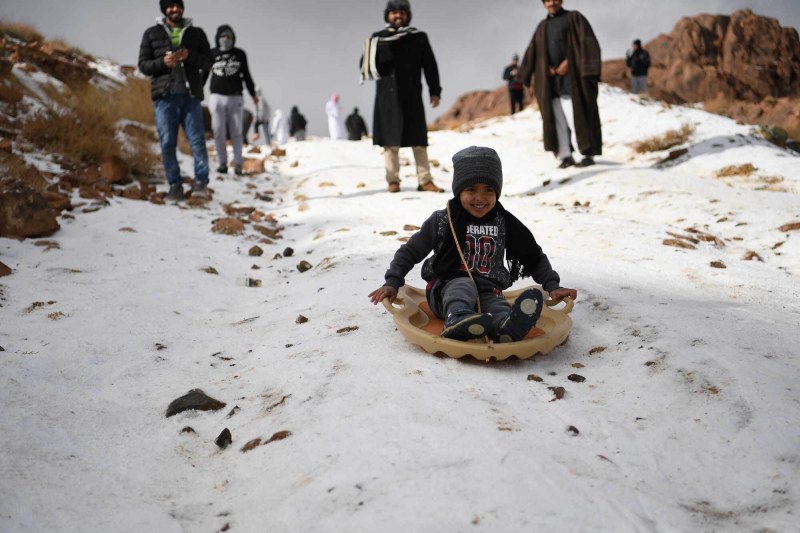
[417,181,444,193]
[558,157,576,169]
[165,183,184,202]
[442,312,493,341]
[234,165,243,176]
[216,164,228,174]
[191,182,208,199]
[575,157,595,167]
[495,288,544,343]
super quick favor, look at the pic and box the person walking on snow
[209,24,258,176]
[270,108,289,146]
[289,106,307,141]
[360,0,444,193]
[345,107,369,140]
[517,0,602,169]
[326,94,347,139]
[503,54,525,115]
[626,39,651,95]
[252,87,271,145]
[138,0,212,202]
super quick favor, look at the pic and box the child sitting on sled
[368,145,577,342]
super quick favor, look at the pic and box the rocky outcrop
[0,179,60,238]
[602,9,800,138]
[606,10,800,102]
[431,86,533,131]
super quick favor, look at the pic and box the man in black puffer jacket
[138,0,213,202]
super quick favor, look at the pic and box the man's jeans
[154,94,209,185]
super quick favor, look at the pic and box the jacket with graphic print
[209,25,256,97]
[383,207,561,292]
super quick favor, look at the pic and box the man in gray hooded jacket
[208,24,258,175]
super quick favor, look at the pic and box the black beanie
[161,0,185,15]
[384,0,412,24]
[451,146,503,199]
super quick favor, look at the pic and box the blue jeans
[154,94,209,185]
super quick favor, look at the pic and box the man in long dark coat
[361,0,444,192]
[517,0,602,168]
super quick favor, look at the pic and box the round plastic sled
[383,285,574,361]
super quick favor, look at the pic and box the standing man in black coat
[626,39,651,94]
[345,107,369,140]
[361,0,444,193]
[503,54,525,115]
[138,0,213,201]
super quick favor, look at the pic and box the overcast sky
[4,0,799,135]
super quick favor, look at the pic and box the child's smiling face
[459,183,497,218]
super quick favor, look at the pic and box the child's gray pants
[428,277,512,329]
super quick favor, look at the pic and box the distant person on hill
[326,94,347,139]
[503,54,525,115]
[360,0,444,193]
[517,0,602,169]
[289,106,307,141]
[209,24,258,176]
[138,0,213,202]
[626,39,651,94]
[271,109,289,145]
[252,87,271,145]
[345,107,369,140]
[368,145,577,342]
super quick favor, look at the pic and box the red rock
[0,261,11,277]
[212,217,245,235]
[431,86,533,131]
[0,138,11,153]
[42,191,72,212]
[0,179,60,238]
[242,158,265,174]
[99,155,129,184]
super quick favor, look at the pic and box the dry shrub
[21,105,119,163]
[20,78,158,171]
[106,77,154,126]
[0,151,47,190]
[632,123,695,153]
[0,20,44,44]
[716,163,757,177]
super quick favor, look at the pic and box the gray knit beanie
[451,146,503,199]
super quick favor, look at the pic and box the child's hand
[549,287,577,302]
[368,285,398,305]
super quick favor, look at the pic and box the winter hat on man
[451,146,503,199]
[384,0,412,23]
[161,0,184,14]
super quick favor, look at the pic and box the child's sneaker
[442,312,493,341]
[495,288,544,343]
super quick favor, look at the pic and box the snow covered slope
[1,86,799,532]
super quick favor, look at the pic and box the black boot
[495,288,544,343]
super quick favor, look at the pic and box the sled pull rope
[447,202,491,317]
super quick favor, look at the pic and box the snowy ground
[1,86,799,532]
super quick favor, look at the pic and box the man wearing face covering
[209,24,258,176]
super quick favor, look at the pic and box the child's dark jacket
[384,202,561,292]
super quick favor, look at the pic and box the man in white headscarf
[325,94,347,139]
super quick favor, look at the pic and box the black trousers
[509,89,524,115]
